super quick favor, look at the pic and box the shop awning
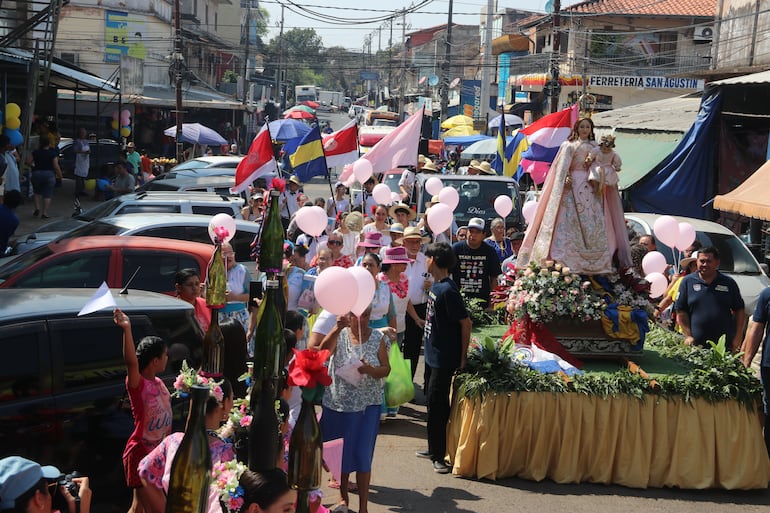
[0,47,118,92]
[594,130,683,190]
[714,159,770,220]
[126,85,244,111]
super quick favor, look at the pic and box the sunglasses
[327,240,343,246]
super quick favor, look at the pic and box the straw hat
[468,159,480,169]
[421,161,439,173]
[389,222,405,236]
[382,246,414,264]
[679,251,699,270]
[288,175,302,186]
[344,211,364,232]
[398,226,430,244]
[388,202,417,221]
[477,161,495,175]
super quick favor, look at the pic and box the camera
[59,471,81,497]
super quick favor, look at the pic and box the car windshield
[76,198,121,222]
[141,181,179,191]
[55,221,125,242]
[0,245,55,280]
[423,179,520,226]
[171,160,210,171]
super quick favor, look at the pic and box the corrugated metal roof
[565,0,714,17]
[710,69,770,85]
[590,94,702,133]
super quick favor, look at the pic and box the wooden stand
[544,317,643,358]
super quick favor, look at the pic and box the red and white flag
[232,126,277,193]
[361,106,424,174]
[322,120,359,168]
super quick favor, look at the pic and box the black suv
[0,288,203,510]
[58,139,122,179]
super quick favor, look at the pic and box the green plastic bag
[385,343,415,407]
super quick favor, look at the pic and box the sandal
[331,502,348,513]
[328,481,357,492]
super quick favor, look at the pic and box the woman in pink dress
[517,117,631,274]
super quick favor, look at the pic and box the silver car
[624,213,770,314]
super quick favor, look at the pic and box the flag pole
[319,130,339,220]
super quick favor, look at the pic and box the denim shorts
[31,170,56,199]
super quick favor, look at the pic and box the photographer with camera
[0,456,92,513]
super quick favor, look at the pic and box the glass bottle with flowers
[287,348,332,513]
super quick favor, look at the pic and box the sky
[259,0,575,51]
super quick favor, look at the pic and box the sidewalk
[13,177,101,239]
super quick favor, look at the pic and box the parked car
[414,174,523,233]
[0,288,203,507]
[624,213,770,314]
[137,175,236,195]
[169,156,242,172]
[0,236,214,293]
[46,213,263,271]
[58,139,122,179]
[10,192,244,255]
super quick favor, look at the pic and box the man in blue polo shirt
[675,246,745,350]
[741,285,770,456]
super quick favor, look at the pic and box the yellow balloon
[120,127,131,137]
[111,119,119,129]
[5,117,20,130]
[5,103,20,119]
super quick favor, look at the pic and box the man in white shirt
[0,135,20,195]
[400,226,432,381]
[352,177,377,215]
[73,128,90,197]
[280,175,302,230]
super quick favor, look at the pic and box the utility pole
[550,0,561,114]
[242,5,251,106]
[480,0,494,130]
[439,0,453,122]
[388,17,393,91]
[276,4,285,110]
[174,0,183,162]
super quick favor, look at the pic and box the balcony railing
[506,51,711,77]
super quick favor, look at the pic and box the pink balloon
[494,195,513,218]
[390,191,401,203]
[438,186,459,210]
[522,200,538,225]
[642,250,667,275]
[315,267,359,315]
[348,266,376,316]
[353,159,373,184]
[425,177,444,196]
[646,272,668,298]
[372,183,392,205]
[295,206,327,236]
[208,213,236,243]
[653,215,679,248]
[339,164,353,183]
[427,203,453,234]
[676,222,696,250]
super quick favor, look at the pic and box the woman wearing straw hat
[389,202,417,228]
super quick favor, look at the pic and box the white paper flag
[77,282,117,316]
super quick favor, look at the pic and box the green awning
[595,130,683,190]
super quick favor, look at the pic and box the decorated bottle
[288,399,322,490]
[259,189,283,275]
[248,278,283,471]
[165,385,211,513]
[206,244,227,308]
[201,310,224,377]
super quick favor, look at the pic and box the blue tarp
[628,89,722,218]
[442,134,492,146]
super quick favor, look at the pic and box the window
[191,205,238,216]
[0,322,47,403]
[13,252,110,288]
[122,250,201,293]
[118,204,181,214]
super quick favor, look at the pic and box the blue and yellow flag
[491,119,507,176]
[287,126,327,182]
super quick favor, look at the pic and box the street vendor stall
[446,327,770,489]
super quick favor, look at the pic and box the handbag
[384,343,415,407]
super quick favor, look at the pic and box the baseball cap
[467,217,485,231]
[0,456,61,509]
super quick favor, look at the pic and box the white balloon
[427,203,453,234]
[353,159,373,184]
[295,206,327,237]
[493,195,513,218]
[646,272,668,298]
[438,186,459,210]
[208,213,236,243]
[522,200,538,225]
[425,177,444,196]
[642,251,667,275]
[390,191,401,203]
[653,215,679,248]
[676,222,696,250]
[372,183,392,205]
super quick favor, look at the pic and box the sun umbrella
[440,114,474,130]
[284,109,315,120]
[284,105,316,115]
[488,114,525,130]
[267,118,312,141]
[460,136,513,160]
[440,125,479,138]
[163,123,227,145]
[300,100,320,109]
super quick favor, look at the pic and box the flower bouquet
[212,460,248,513]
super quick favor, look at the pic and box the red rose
[288,348,332,388]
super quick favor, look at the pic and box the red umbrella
[284,109,315,120]
[300,100,320,109]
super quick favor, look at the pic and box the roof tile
[564,0,715,17]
